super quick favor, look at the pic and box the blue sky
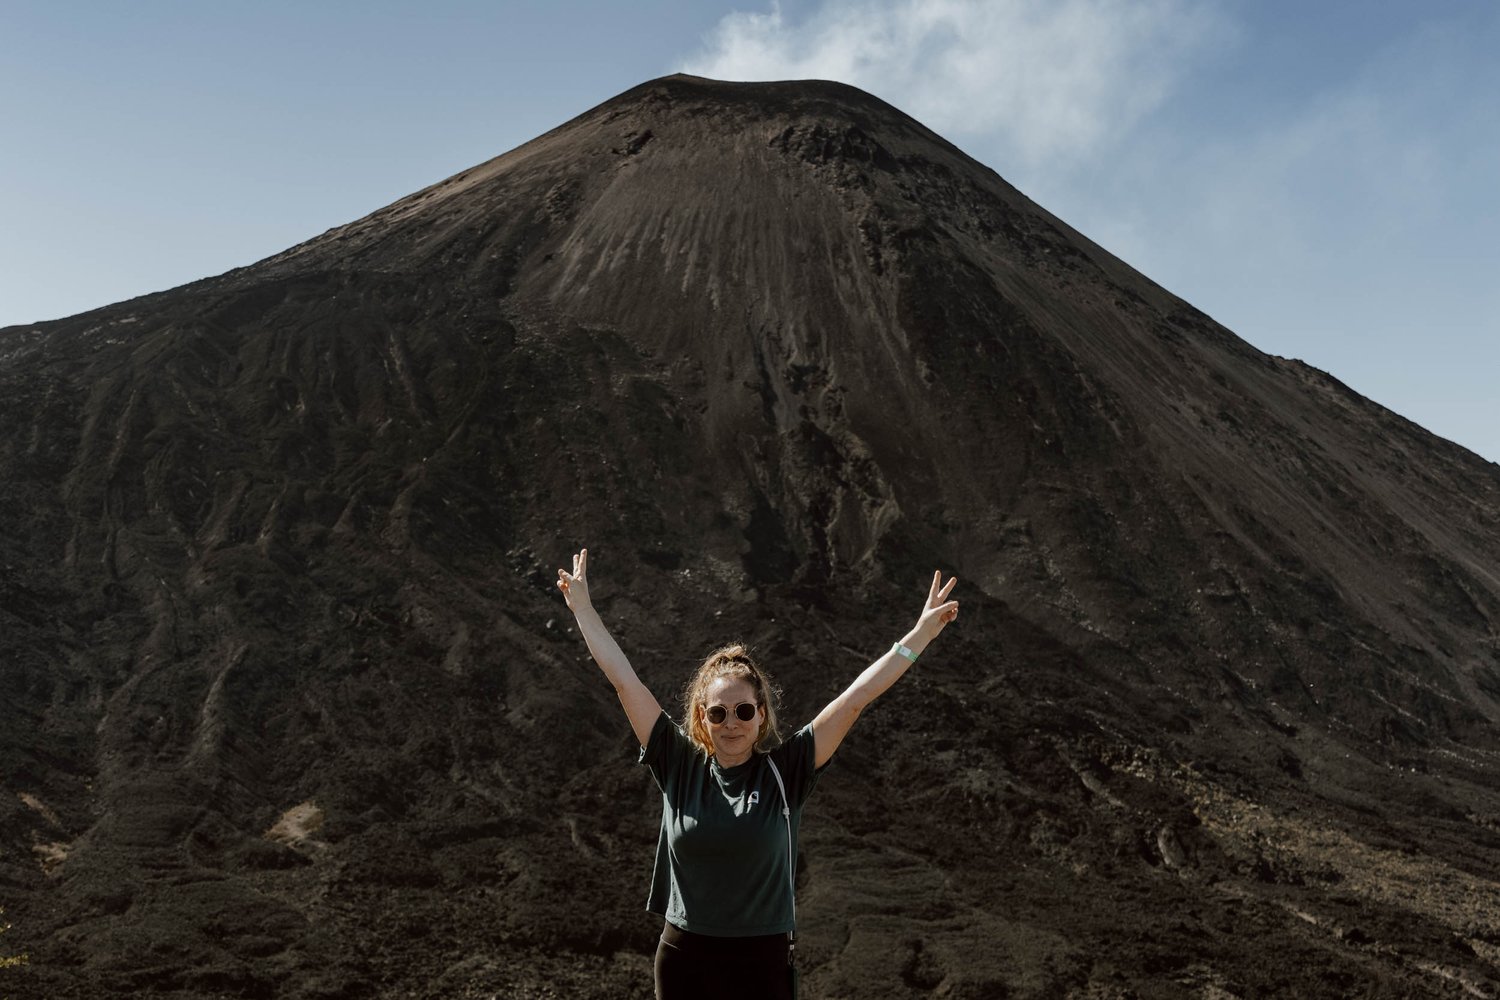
[3,1,1496,461]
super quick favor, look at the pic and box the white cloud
[682,0,1224,168]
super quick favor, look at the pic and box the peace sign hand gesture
[556,548,593,612]
[915,570,959,639]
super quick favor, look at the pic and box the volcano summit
[2,74,1499,998]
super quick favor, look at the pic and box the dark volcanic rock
[3,74,1499,998]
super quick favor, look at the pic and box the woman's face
[701,676,762,765]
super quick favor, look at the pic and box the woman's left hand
[916,571,959,638]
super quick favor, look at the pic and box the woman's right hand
[556,548,593,612]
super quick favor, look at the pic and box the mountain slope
[2,74,1498,999]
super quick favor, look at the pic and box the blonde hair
[682,643,781,758]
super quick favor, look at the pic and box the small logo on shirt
[747,791,760,806]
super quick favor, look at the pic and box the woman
[556,547,959,999]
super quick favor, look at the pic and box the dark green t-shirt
[639,711,825,936]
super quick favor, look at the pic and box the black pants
[654,920,794,1000]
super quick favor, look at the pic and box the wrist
[900,626,934,656]
[911,618,941,642]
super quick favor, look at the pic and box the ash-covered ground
[3,75,1499,998]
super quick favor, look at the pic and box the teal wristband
[892,642,919,663]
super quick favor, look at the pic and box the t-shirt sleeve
[768,722,825,808]
[638,710,692,793]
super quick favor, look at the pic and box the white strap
[765,757,796,945]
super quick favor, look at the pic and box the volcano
[3,74,1499,999]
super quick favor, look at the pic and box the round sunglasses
[705,702,758,725]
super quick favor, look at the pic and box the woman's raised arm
[810,571,959,768]
[557,548,663,747]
